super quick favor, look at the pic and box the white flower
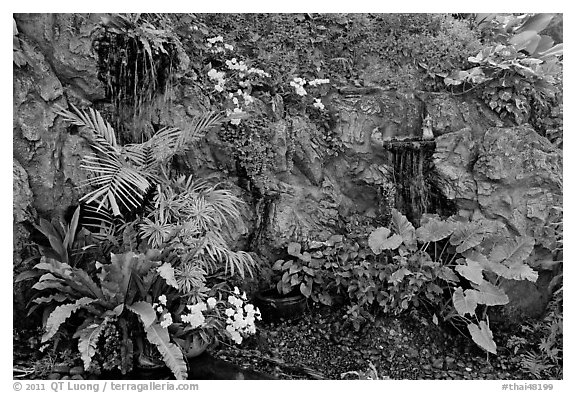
[231,118,241,125]
[232,97,239,105]
[248,68,271,78]
[233,287,241,295]
[244,304,255,314]
[160,313,173,328]
[313,98,325,110]
[227,295,243,308]
[308,78,330,87]
[225,308,235,317]
[207,36,223,44]
[155,305,164,313]
[224,43,234,50]
[242,92,254,105]
[187,302,207,313]
[290,79,307,96]
[158,295,167,305]
[207,297,217,309]
[215,85,224,92]
[181,312,205,329]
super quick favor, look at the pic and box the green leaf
[287,242,302,257]
[63,206,81,251]
[145,323,187,379]
[468,281,509,306]
[368,227,403,254]
[452,287,477,317]
[157,262,178,289]
[515,13,555,35]
[455,259,484,285]
[76,321,107,371]
[300,281,312,297]
[389,267,411,284]
[272,259,285,270]
[127,301,157,328]
[416,214,456,242]
[489,236,534,266]
[450,222,485,253]
[438,266,459,283]
[467,320,497,354]
[42,297,95,342]
[505,264,538,282]
[32,293,70,304]
[391,209,416,245]
[15,269,44,283]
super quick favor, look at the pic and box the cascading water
[383,139,454,225]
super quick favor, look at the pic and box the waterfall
[383,140,438,225]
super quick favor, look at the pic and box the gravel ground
[215,303,530,380]
[13,304,533,380]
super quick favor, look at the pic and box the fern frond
[145,322,187,379]
[42,297,95,343]
[76,319,107,371]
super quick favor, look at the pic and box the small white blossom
[224,43,234,50]
[313,98,325,110]
[308,78,330,87]
[215,85,224,92]
[233,287,241,295]
[160,313,173,328]
[181,312,205,329]
[207,36,224,44]
[158,295,167,305]
[207,297,217,309]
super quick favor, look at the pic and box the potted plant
[254,242,314,321]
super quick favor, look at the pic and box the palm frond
[55,104,119,152]
[80,154,151,216]
[143,112,223,166]
[201,231,256,278]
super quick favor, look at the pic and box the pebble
[61,376,70,380]
[432,358,444,369]
[53,364,70,374]
[70,375,84,380]
[47,373,61,380]
[69,366,84,376]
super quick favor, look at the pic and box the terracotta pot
[254,288,307,322]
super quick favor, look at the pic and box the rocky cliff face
[13,14,562,321]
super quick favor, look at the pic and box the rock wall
[13,14,562,321]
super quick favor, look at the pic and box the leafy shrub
[16,252,261,379]
[367,210,539,354]
[290,209,539,353]
[518,285,562,379]
[444,13,563,143]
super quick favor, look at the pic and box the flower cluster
[313,98,325,110]
[181,302,207,329]
[308,78,330,87]
[206,36,234,54]
[207,69,226,92]
[153,294,173,328]
[290,77,307,96]
[224,287,261,344]
[204,36,271,126]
